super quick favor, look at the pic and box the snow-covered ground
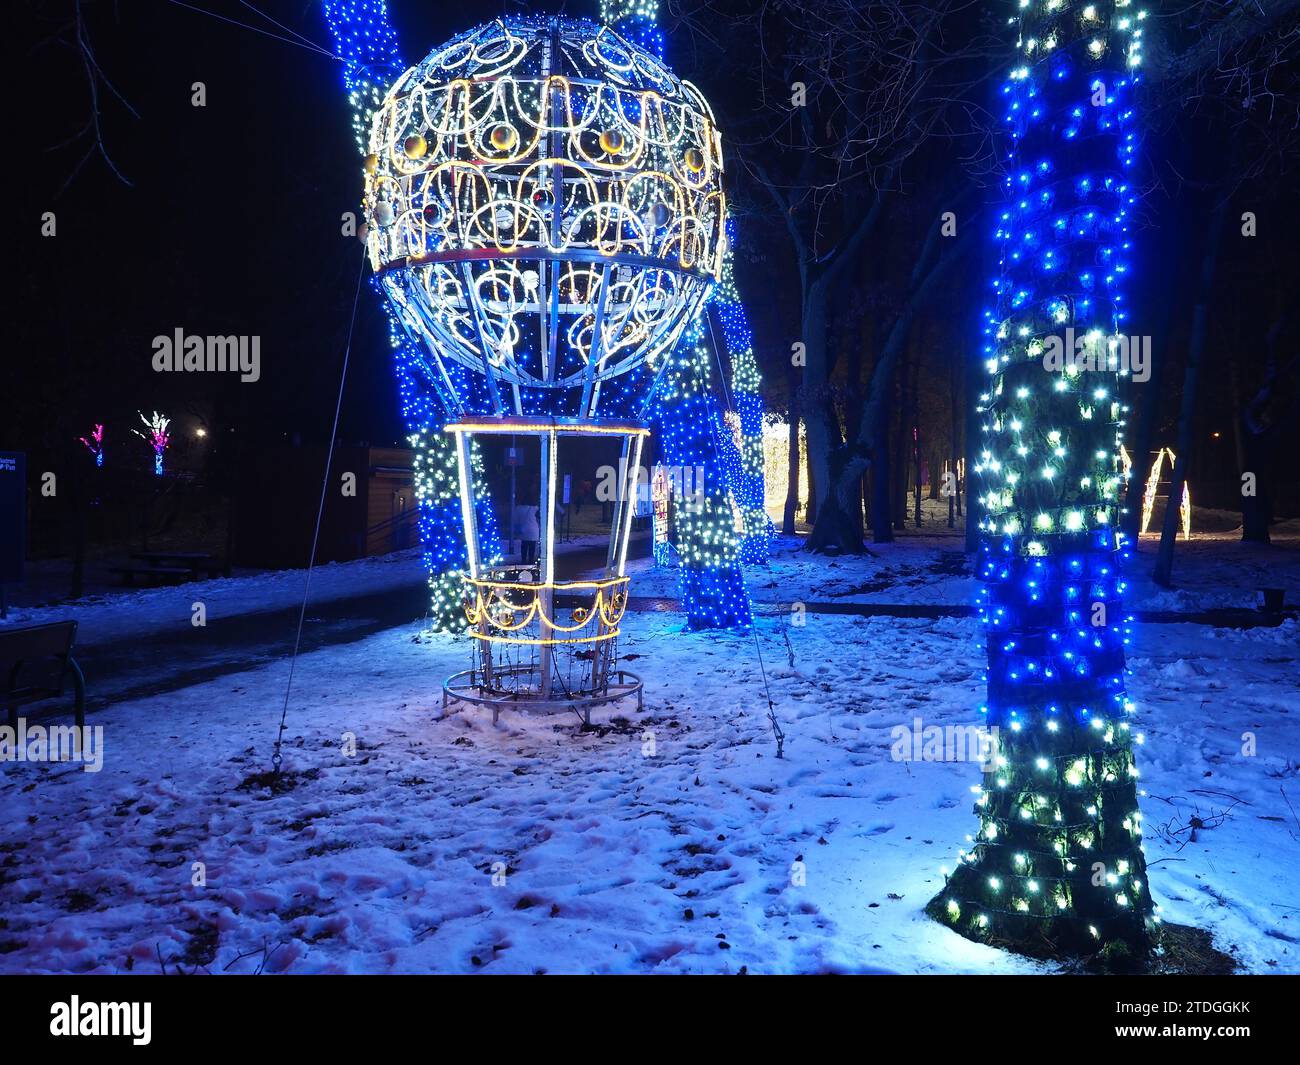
[6,502,1293,650]
[1,498,1295,973]
[0,550,426,646]
[2,598,1296,974]
[631,510,1300,614]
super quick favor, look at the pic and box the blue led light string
[929,1,1155,960]
[605,0,769,614]
[710,216,773,564]
[321,0,403,153]
[655,318,753,631]
[323,0,501,630]
[377,297,504,627]
[598,0,665,58]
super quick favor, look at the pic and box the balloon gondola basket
[441,565,645,725]
[440,418,647,725]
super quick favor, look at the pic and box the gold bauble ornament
[489,124,518,151]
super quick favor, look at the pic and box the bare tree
[38,0,139,195]
[1146,0,1300,581]
[675,0,999,552]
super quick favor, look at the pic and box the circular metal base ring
[442,667,644,726]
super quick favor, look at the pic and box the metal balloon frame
[363,16,727,720]
[363,15,727,421]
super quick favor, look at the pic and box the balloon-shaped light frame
[363,16,727,422]
[363,16,729,717]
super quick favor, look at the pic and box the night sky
[10,0,1299,513]
[14,2,518,457]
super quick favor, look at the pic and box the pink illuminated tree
[133,411,170,475]
[79,423,105,467]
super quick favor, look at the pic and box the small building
[233,445,416,568]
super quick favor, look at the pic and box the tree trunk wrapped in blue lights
[657,322,754,631]
[929,0,1156,962]
[713,217,774,566]
[324,0,501,631]
[607,0,772,588]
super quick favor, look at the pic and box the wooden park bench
[108,562,192,586]
[1,620,86,730]
[129,551,225,580]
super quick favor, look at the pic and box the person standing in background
[515,500,540,565]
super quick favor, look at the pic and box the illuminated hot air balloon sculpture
[361,15,727,717]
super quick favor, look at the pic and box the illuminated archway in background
[1120,445,1191,540]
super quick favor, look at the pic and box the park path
[39,533,1292,721]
